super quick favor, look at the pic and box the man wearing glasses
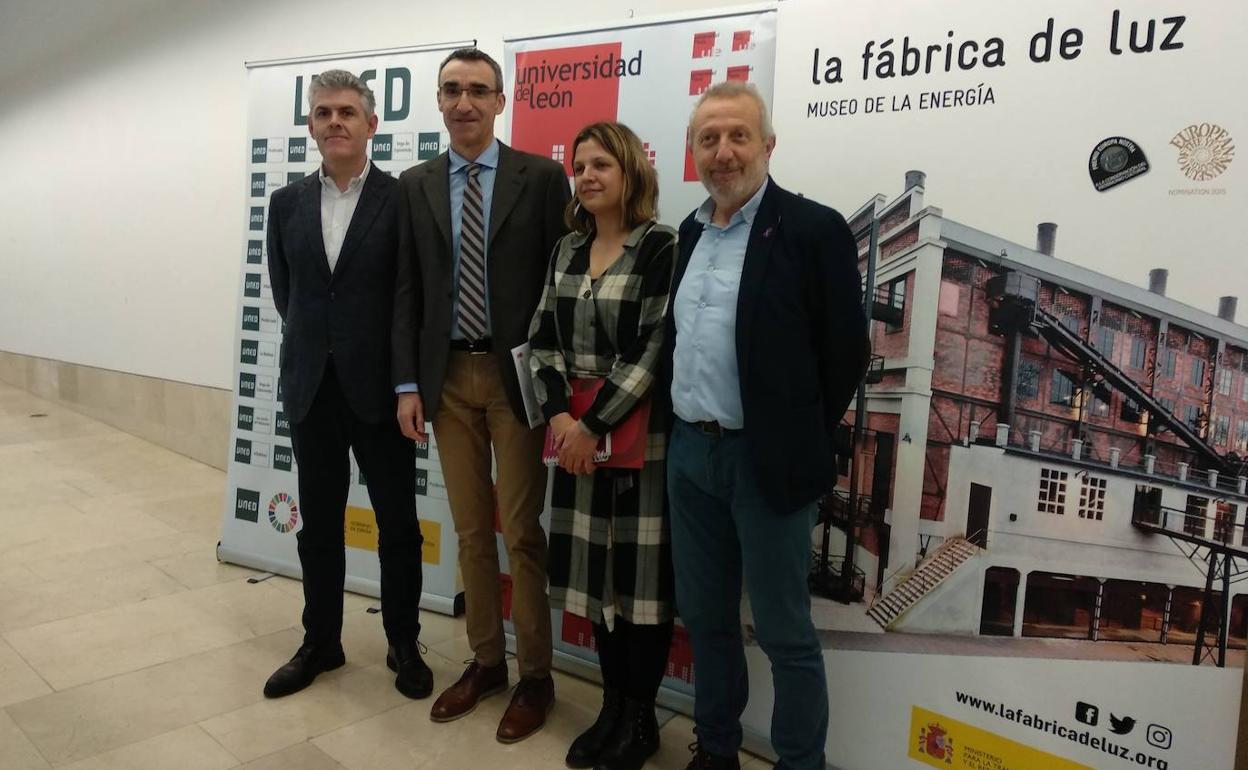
[392,48,570,742]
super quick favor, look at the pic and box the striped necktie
[457,163,488,341]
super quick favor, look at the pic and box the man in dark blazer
[263,70,431,701]
[665,82,870,770]
[392,48,570,743]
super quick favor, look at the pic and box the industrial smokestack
[905,170,926,190]
[1036,223,1057,256]
[1218,296,1238,323]
[1148,268,1169,296]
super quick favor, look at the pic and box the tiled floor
[0,383,762,770]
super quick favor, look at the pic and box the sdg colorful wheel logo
[267,492,300,533]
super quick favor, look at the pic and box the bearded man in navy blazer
[666,81,870,770]
[262,70,431,701]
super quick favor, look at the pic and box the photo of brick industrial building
[815,171,1248,666]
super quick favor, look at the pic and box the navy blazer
[666,179,870,514]
[266,163,400,424]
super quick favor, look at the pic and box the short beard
[699,161,767,211]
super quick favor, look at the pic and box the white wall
[0,0,761,388]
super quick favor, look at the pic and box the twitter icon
[1109,714,1137,735]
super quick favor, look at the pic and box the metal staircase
[867,536,980,629]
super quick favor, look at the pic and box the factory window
[1017,359,1041,399]
[1190,359,1206,388]
[1237,420,1248,452]
[1090,391,1110,418]
[1038,468,1068,515]
[1184,495,1208,538]
[886,276,907,332]
[1098,328,1116,361]
[1242,377,1248,401]
[1129,337,1147,369]
[1183,404,1201,431]
[1120,398,1144,423]
[1159,349,1178,379]
[1078,475,1107,520]
[1214,415,1230,446]
[1217,369,1233,396]
[1050,370,1076,407]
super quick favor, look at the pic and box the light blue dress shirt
[670,180,769,429]
[396,140,500,394]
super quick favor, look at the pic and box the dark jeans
[290,361,423,648]
[667,419,827,770]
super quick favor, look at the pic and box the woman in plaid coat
[528,122,676,770]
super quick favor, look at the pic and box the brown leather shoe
[497,675,555,743]
[430,660,509,722]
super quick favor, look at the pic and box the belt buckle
[700,420,724,436]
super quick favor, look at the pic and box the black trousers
[290,361,423,648]
[592,618,674,703]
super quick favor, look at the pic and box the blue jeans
[668,420,827,770]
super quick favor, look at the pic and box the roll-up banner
[770,1,1245,768]
[221,42,471,615]
[502,0,777,717]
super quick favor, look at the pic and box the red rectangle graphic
[732,31,751,51]
[689,69,713,96]
[511,43,623,175]
[726,65,751,83]
[692,32,716,58]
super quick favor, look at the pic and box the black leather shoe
[387,641,434,699]
[566,688,624,768]
[594,697,660,770]
[263,643,346,698]
[684,743,740,770]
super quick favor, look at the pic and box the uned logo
[288,137,307,163]
[251,139,267,163]
[238,372,256,398]
[241,306,260,331]
[237,405,254,431]
[249,207,265,231]
[246,240,263,264]
[234,438,253,464]
[372,134,393,161]
[287,171,305,185]
[243,273,262,298]
[275,410,291,437]
[240,339,259,364]
[418,132,441,160]
[273,445,294,472]
[250,173,266,198]
[1172,123,1235,181]
[234,487,260,521]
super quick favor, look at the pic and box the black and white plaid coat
[528,220,677,626]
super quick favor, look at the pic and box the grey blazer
[266,163,399,424]
[391,142,570,421]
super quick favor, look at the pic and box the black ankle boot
[567,688,624,768]
[593,697,660,770]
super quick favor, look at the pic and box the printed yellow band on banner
[345,506,379,552]
[345,506,440,565]
[419,518,441,565]
[909,706,1092,770]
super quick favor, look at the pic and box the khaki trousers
[432,351,552,677]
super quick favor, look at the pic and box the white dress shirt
[319,160,370,273]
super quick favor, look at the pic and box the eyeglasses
[439,84,500,100]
